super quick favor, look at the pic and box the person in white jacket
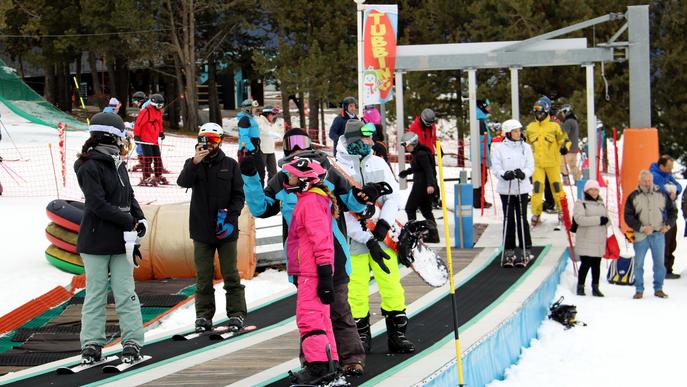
[492,119,535,267]
[336,119,415,355]
[257,106,282,181]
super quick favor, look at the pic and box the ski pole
[0,158,26,183]
[0,161,20,185]
[489,167,497,216]
[436,139,465,386]
[500,180,512,265]
[517,179,527,262]
[0,118,25,161]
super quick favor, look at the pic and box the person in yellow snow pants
[531,165,563,215]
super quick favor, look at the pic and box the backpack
[548,297,584,329]
[606,256,635,285]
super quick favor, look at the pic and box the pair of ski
[172,324,257,341]
[56,355,152,375]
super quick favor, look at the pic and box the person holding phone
[177,122,247,332]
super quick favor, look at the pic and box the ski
[102,355,152,374]
[209,325,257,341]
[173,325,256,341]
[55,356,119,375]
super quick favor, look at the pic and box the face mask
[535,112,548,122]
[347,140,371,156]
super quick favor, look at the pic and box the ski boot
[288,361,337,385]
[226,315,245,332]
[341,361,364,376]
[195,317,213,333]
[138,177,157,187]
[530,215,540,227]
[383,309,415,354]
[121,341,142,363]
[514,250,530,268]
[501,250,516,268]
[354,314,372,354]
[156,176,170,185]
[81,343,102,364]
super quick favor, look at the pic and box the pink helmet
[283,158,327,192]
[363,106,381,125]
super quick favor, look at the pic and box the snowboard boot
[514,250,530,268]
[287,361,337,385]
[424,222,441,244]
[591,285,604,297]
[576,284,586,296]
[355,314,372,354]
[156,176,170,185]
[195,317,212,333]
[530,215,540,227]
[81,343,102,364]
[501,250,516,268]
[342,361,364,376]
[383,310,415,354]
[121,341,142,363]
[227,315,245,332]
[139,177,157,187]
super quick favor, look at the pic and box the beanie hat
[89,112,126,139]
[583,180,601,192]
[344,119,366,143]
[108,97,120,107]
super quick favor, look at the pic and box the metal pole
[356,1,365,110]
[396,71,406,189]
[510,67,520,121]
[380,103,388,147]
[627,5,651,128]
[468,69,480,191]
[585,64,597,181]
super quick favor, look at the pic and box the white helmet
[501,119,523,134]
[199,122,224,137]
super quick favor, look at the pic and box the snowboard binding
[397,220,436,266]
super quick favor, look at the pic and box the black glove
[159,132,165,140]
[372,219,391,241]
[353,183,380,204]
[133,245,143,267]
[134,136,141,142]
[239,154,258,176]
[600,216,609,225]
[399,168,412,179]
[502,170,515,181]
[560,145,568,155]
[366,239,391,274]
[317,264,334,304]
[135,219,148,238]
[514,169,526,180]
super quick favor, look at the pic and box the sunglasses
[284,134,312,151]
[198,134,222,144]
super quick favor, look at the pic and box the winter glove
[353,183,381,204]
[399,168,412,179]
[239,153,258,176]
[316,264,335,304]
[372,219,391,242]
[133,244,143,267]
[560,145,569,155]
[216,209,235,239]
[135,219,148,238]
[134,136,141,142]
[159,132,165,140]
[502,170,515,181]
[600,216,609,226]
[366,239,391,274]
[514,169,526,180]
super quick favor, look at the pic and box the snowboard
[173,324,256,341]
[55,356,119,375]
[102,355,152,373]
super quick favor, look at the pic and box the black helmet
[342,96,357,111]
[88,112,126,140]
[150,94,164,109]
[132,91,146,101]
[420,108,436,126]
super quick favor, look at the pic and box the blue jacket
[237,112,260,152]
[650,162,682,197]
[242,151,366,285]
[477,108,492,167]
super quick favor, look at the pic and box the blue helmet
[532,96,551,114]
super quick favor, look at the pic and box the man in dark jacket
[649,155,683,279]
[329,96,357,156]
[177,123,247,332]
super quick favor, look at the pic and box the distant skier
[133,93,168,186]
[329,96,358,157]
[557,104,582,183]
[103,98,121,114]
[257,106,281,182]
[476,99,493,209]
[74,112,147,364]
[237,99,265,184]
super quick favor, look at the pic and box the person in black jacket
[75,112,147,364]
[329,96,357,157]
[399,132,440,243]
[177,123,247,332]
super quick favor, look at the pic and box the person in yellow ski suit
[525,97,570,226]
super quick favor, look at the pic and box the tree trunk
[88,51,104,108]
[18,55,24,79]
[55,62,68,111]
[281,83,291,128]
[166,74,180,130]
[297,92,305,128]
[308,92,319,133]
[44,64,56,105]
[106,57,116,97]
[207,53,222,125]
[173,56,187,127]
[114,56,130,120]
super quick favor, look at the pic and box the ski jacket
[257,115,279,154]
[177,149,245,244]
[624,184,677,242]
[477,108,492,166]
[491,138,534,195]
[75,150,145,255]
[329,111,357,155]
[286,188,335,277]
[408,144,437,191]
[561,116,580,152]
[525,116,569,168]
[242,150,366,285]
[336,137,400,256]
[649,162,682,198]
[573,197,609,257]
[237,112,261,152]
[133,105,163,145]
[408,116,437,154]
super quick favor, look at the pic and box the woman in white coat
[573,180,609,297]
[492,119,535,267]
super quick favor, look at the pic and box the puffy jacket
[75,149,145,254]
[336,137,399,256]
[286,188,335,277]
[408,116,437,154]
[237,112,261,152]
[177,149,245,244]
[257,115,279,154]
[242,150,366,285]
[649,162,682,198]
[133,105,163,145]
[525,116,569,168]
[573,197,609,257]
[624,184,677,242]
[408,144,437,192]
[491,138,534,195]
[329,112,356,156]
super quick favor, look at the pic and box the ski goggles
[152,102,164,110]
[532,104,547,113]
[284,134,312,152]
[198,133,222,144]
[361,122,376,137]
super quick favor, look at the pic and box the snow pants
[531,165,563,215]
[331,283,365,365]
[405,188,436,223]
[500,194,532,250]
[80,253,144,348]
[297,276,339,363]
[348,248,406,318]
[141,144,163,179]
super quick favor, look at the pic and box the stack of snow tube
[45,200,84,274]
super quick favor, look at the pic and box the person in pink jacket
[284,157,340,385]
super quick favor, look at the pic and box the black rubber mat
[267,246,545,386]
[6,291,297,386]
[11,325,120,342]
[69,294,188,307]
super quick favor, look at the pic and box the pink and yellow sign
[363,5,398,105]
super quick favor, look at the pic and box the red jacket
[408,116,437,154]
[134,105,164,145]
